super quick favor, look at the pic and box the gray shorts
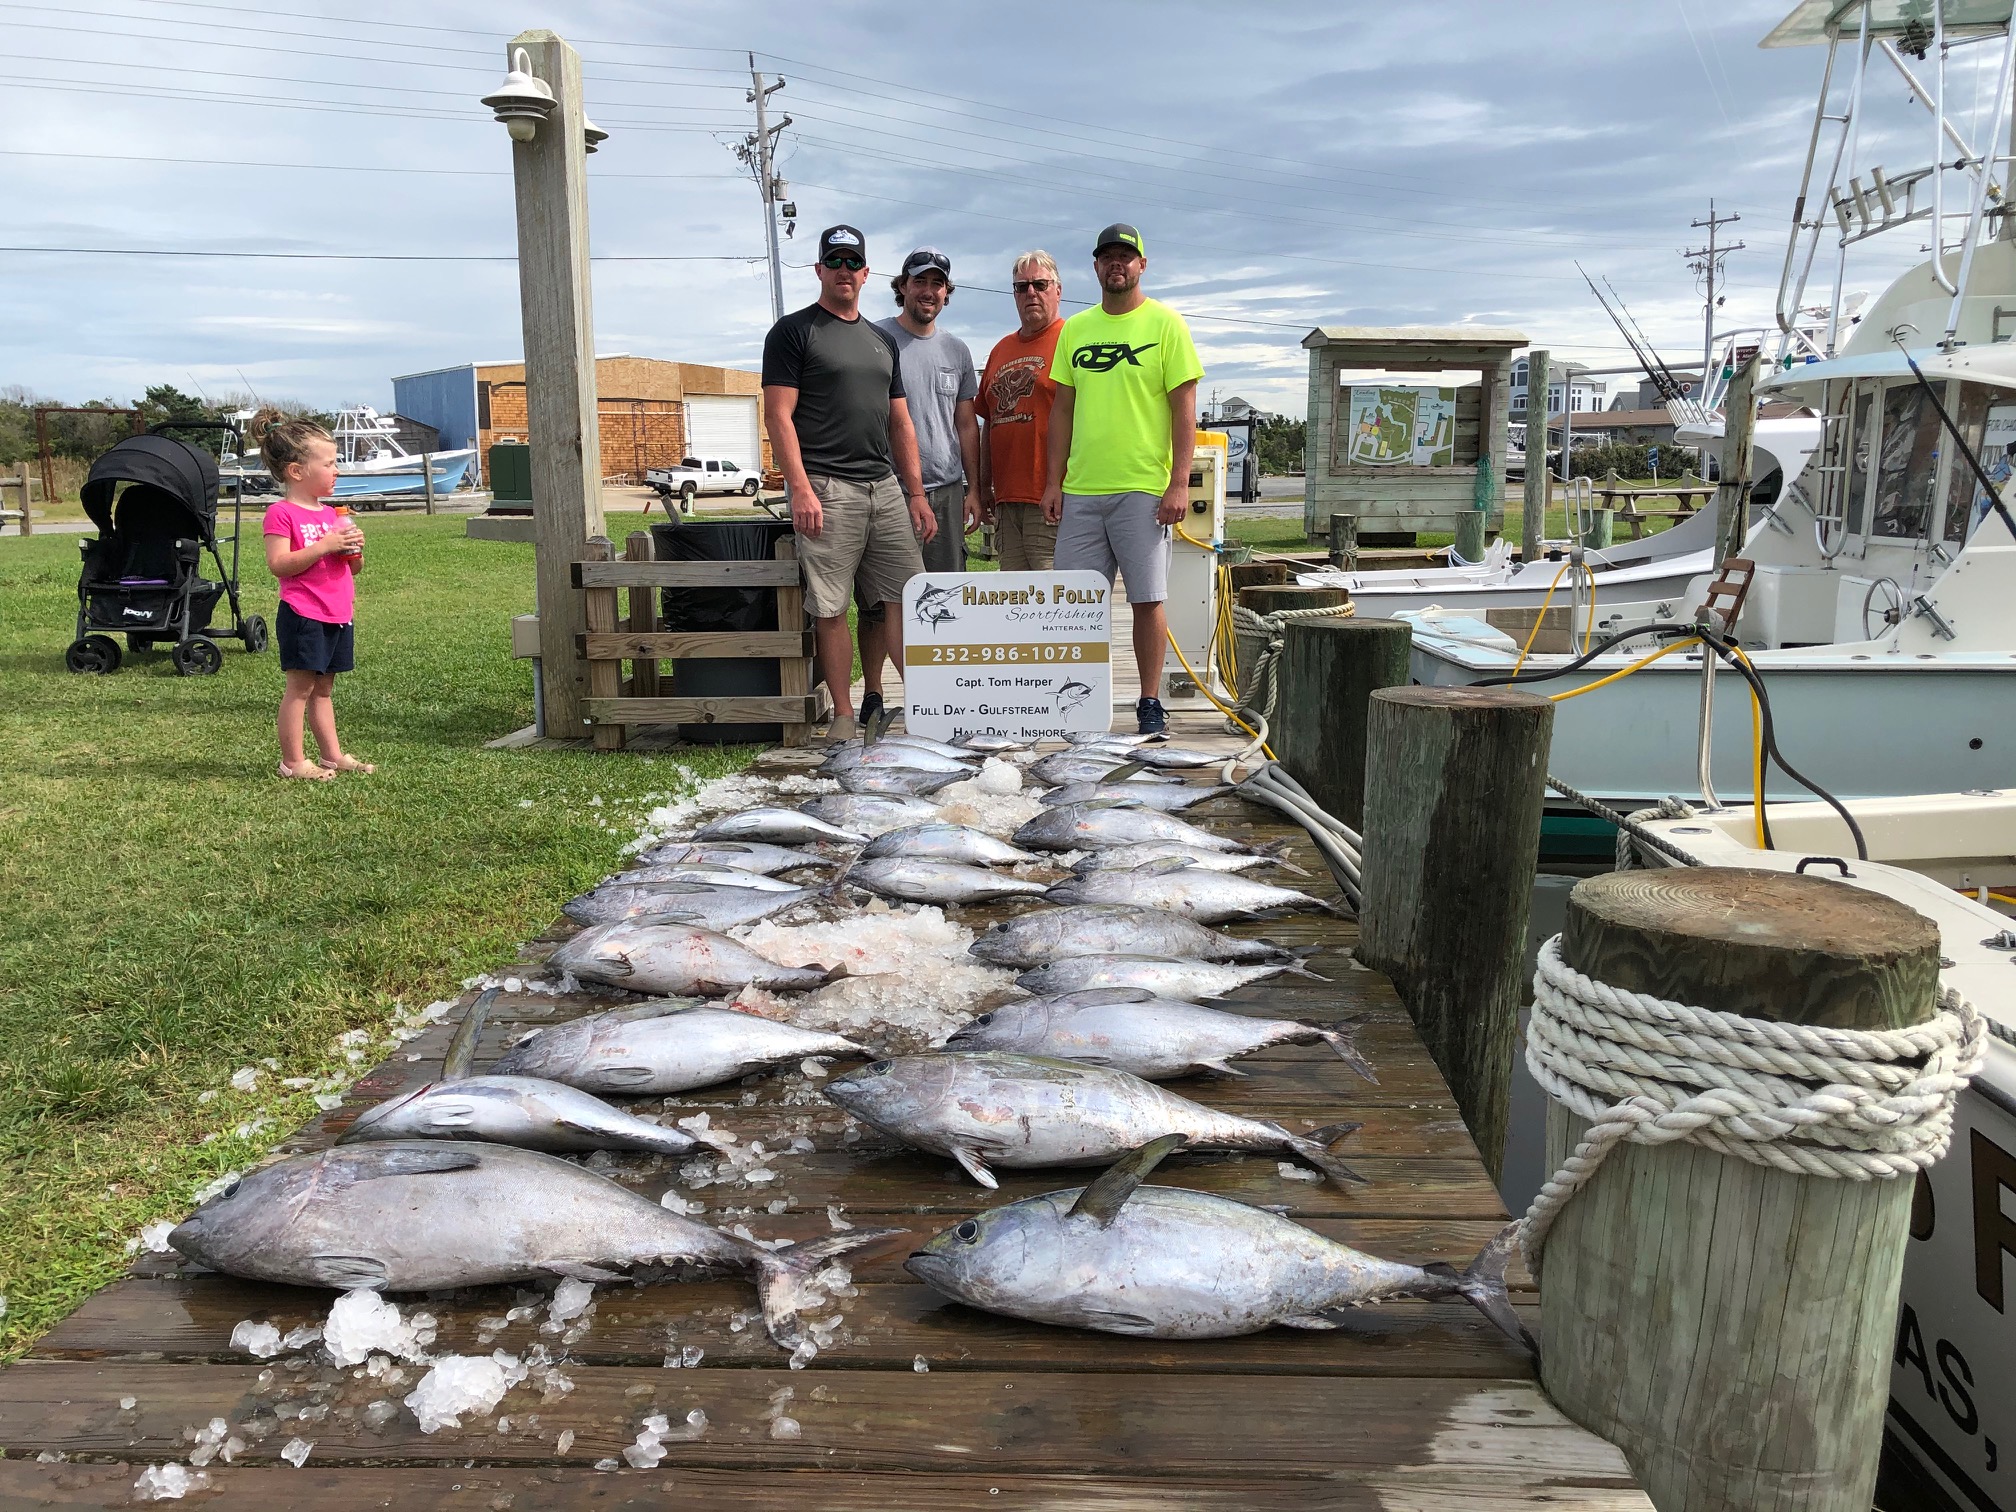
[794,473,924,620]
[918,480,967,574]
[1055,491,1170,603]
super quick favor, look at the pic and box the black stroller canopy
[79,434,219,540]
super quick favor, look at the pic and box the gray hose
[1233,761,1364,910]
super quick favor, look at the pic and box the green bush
[1566,442,1701,480]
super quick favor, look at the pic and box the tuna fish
[340,990,707,1154]
[1013,803,1261,854]
[1120,746,1228,770]
[844,858,1050,906]
[875,734,977,762]
[1025,753,1182,787]
[967,904,1292,968]
[1071,844,1303,878]
[632,841,838,875]
[1014,954,1324,1000]
[1045,862,1339,922]
[494,1001,868,1093]
[945,989,1375,1082]
[560,882,824,932]
[619,864,808,892]
[837,766,973,797]
[693,808,868,846]
[819,743,976,776]
[1038,782,1232,813]
[957,733,1032,753]
[822,1052,1365,1188]
[1067,732,1153,749]
[169,1142,895,1348]
[861,823,1044,868]
[550,920,839,996]
[799,793,942,833]
[907,1138,1522,1343]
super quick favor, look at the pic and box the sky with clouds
[3,0,1996,416]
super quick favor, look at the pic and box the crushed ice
[403,1351,528,1432]
[323,1289,433,1366]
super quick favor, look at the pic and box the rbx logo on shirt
[1071,342,1159,373]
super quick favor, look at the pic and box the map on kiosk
[901,571,1114,743]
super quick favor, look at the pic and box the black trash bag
[650,518,797,744]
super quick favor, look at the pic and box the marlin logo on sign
[1071,342,1157,373]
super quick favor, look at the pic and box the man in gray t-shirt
[876,247,979,573]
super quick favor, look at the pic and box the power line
[0,245,766,262]
[0,149,741,183]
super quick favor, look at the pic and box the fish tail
[1286,959,1331,983]
[1423,1222,1535,1358]
[1303,1022,1378,1084]
[820,961,850,985]
[751,1228,905,1348]
[1281,1121,1369,1187]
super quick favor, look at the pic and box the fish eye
[216,1178,242,1201]
[954,1220,980,1242]
[864,1061,893,1076]
[973,1014,993,1026]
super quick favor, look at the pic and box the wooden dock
[0,737,1651,1508]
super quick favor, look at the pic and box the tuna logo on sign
[1071,343,1158,373]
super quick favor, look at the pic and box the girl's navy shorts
[277,602,355,674]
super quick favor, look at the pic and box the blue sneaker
[1136,696,1167,736]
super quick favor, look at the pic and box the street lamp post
[482,31,607,737]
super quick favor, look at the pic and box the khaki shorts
[794,472,925,620]
[994,500,1058,573]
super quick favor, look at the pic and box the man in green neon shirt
[1039,223,1203,735]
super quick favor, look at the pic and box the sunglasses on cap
[1012,278,1054,294]
[822,253,866,271]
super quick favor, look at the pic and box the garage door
[684,394,760,473]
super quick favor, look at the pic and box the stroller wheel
[171,636,224,677]
[65,634,122,675]
[242,615,270,654]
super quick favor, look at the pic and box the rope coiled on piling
[1228,599,1355,735]
[1518,934,1985,1274]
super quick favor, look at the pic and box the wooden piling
[1520,349,1550,564]
[624,530,659,700]
[1356,685,1553,1177]
[1271,618,1412,831]
[1714,352,1760,563]
[1327,511,1358,570]
[580,536,624,751]
[1541,868,1942,1512]
[1234,584,1347,618]
[1226,561,1291,594]
[421,453,437,515]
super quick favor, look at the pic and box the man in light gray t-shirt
[875,247,979,574]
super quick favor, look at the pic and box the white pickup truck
[645,457,762,510]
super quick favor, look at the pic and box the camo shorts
[1055,490,1170,604]
[793,472,926,620]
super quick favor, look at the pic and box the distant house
[392,354,772,487]
[1510,357,1607,416]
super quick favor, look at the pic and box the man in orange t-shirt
[976,250,1064,571]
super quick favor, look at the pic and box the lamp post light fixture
[481,47,556,142]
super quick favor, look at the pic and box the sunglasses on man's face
[1012,278,1054,294]
[822,255,866,271]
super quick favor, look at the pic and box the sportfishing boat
[328,406,475,501]
[1405,0,2016,817]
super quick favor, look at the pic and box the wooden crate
[571,534,824,749]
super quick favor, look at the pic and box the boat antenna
[1577,263,1689,402]
[235,369,265,407]
[1888,328,2016,544]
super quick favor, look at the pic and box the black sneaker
[1136,696,1167,736]
[859,690,885,739]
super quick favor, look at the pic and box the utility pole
[744,56,791,322]
[1684,200,1745,407]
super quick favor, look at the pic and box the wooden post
[1714,351,1760,564]
[775,537,814,747]
[580,536,624,750]
[1234,584,1347,618]
[35,409,54,508]
[1271,617,1412,832]
[1520,349,1550,563]
[1540,869,1942,1512]
[508,29,606,739]
[1226,561,1290,594]
[16,461,31,537]
[1356,686,1553,1178]
[625,530,658,700]
[1326,511,1358,570]
[422,453,436,515]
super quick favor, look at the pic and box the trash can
[651,517,797,744]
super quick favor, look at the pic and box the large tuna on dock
[340,1075,703,1155]
[1014,954,1323,999]
[1038,782,1233,812]
[632,840,838,875]
[906,1137,1521,1343]
[549,919,840,995]
[167,1141,894,1348]
[1044,863,1338,922]
[693,808,869,846]
[844,858,1050,906]
[968,904,1293,967]
[1013,803,1268,854]
[494,1002,868,1093]
[561,881,824,931]
[821,1051,1366,1188]
[861,823,1042,867]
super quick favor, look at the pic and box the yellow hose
[1727,643,1767,850]
[1547,636,1702,702]
[1165,628,1275,757]
[1512,559,1577,675]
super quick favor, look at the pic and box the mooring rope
[1519,934,1985,1275]
[1228,599,1356,735]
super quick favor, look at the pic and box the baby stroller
[66,421,267,676]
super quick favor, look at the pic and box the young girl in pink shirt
[258,416,374,781]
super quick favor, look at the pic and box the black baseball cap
[900,246,952,280]
[1094,223,1144,257]
[818,225,867,262]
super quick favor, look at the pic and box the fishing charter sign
[901,571,1112,741]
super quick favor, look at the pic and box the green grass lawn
[0,515,756,1356]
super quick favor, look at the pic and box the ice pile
[323,1289,434,1367]
[228,1320,282,1358]
[403,1351,529,1433]
[930,777,1046,837]
[125,1219,177,1256]
[731,907,1017,1050]
[543,1278,596,1333]
[133,1464,210,1501]
[622,1408,709,1467]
